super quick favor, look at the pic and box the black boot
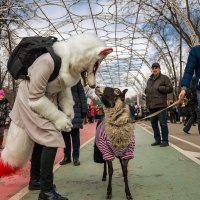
[38,190,68,200]
[29,179,56,191]
[59,157,71,165]
[151,141,161,146]
[73,158,80,166]
[29,179,40,190]
[196,109,200,134]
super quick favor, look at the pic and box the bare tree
[141,0,200,47]
[0,0,32,91]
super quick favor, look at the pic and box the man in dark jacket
[179,45,200,134]
[145,62,173,147]
[60,81,87,166]
[183,76,199,134]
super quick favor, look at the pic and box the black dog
[94,86,135,200]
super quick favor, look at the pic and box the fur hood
[53,33,110,88]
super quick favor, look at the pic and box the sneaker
[38,189,68,200]
[160,142,169,147]
[151,141,161,146]
[73,158,80,166]
[59,157,71,165]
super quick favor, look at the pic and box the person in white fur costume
[0,33,113,200]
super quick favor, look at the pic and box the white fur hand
[54,113,73,132]
[65,107,75,120]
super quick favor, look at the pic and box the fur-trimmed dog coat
[94,87,135,162]
[96,121,135,161]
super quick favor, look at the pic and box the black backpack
[7,36,61,82]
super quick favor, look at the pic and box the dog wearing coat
[0,33,113,177]
[94,86,135,200]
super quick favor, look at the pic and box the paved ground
[1,121,200,200]
[0,123,96,200]
[141,121,200,162]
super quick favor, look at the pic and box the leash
[137,97,187,121]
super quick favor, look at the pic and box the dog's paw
[54,113,73,132]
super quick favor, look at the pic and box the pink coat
[10,53,65,148]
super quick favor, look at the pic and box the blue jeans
[62,128,80,159]
[150,108,169,143]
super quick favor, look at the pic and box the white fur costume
[0,33,113,176]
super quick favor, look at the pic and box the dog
[0,33,113,177]
[94,86,135,200]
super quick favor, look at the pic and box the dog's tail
[0,122,34,177]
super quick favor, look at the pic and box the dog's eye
[114,88,121,95]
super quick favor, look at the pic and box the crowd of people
[84,104,104,123]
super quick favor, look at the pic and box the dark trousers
[150,108,169,143]
[170,112,177,123]
[0,126,4,146]
[62,128,80,160]
[30,143,43,181]
[184,112,197,132]
[30,143,57,191]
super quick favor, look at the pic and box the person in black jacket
[179,45,200,135]
[183,76,199,134]
[0,89,11,149]
[60,81,87,166]
[145,63,173,147]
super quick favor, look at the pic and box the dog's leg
[119,158,125,181]
[106,160,113,199]
[121,159,133,200]
[102,161,107,181]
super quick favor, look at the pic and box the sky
[11,0,153,96]
[5,0,191,97]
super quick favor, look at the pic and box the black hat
[152,62,160,68]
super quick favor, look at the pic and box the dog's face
[95,86,128,108]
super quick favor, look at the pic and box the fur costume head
[53,33,113,88]
[95,86,134,149]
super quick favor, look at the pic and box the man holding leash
[179,45,200,134]
[145,62,173,147]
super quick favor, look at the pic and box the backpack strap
[46,46,61,82]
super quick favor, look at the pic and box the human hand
[179,90,186,99]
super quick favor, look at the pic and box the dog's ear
[121,89,128,101]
